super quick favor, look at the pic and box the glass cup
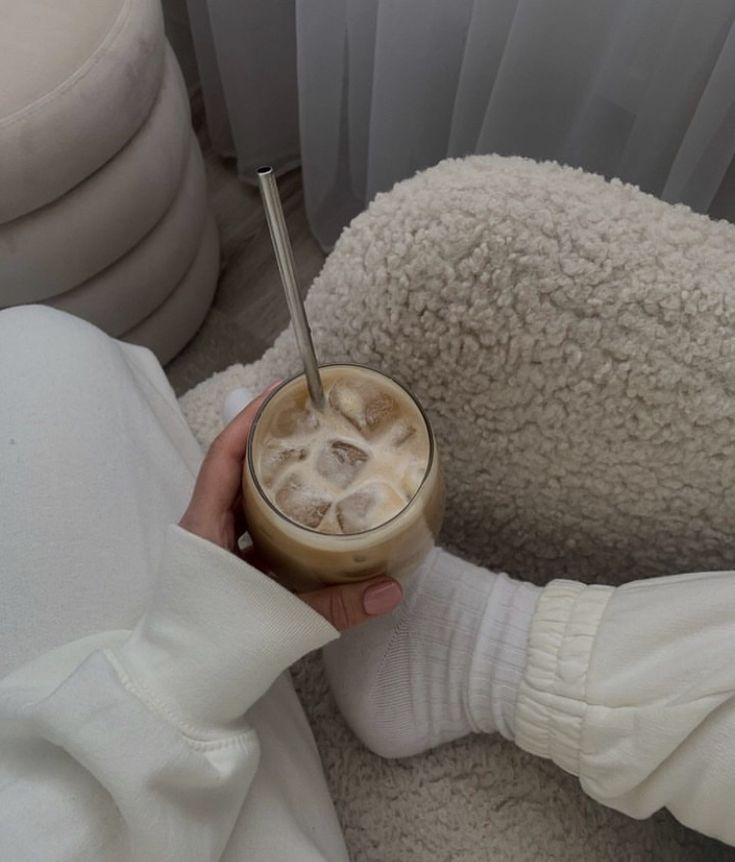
[243,364,444,591]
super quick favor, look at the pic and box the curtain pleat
[184,0,735,248]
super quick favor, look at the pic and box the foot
[323,549,540,758]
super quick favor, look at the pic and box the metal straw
[257,166,325,411]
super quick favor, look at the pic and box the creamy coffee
[244,364,444,588]
[253,368,430,534]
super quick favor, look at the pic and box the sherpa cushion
[179,156,733,861]
[0,0,164,224]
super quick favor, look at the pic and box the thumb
[301,577,403,632]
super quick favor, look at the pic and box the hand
[179,384,403,631]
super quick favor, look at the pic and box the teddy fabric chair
[180,155,735,862]
[0,0,218,363]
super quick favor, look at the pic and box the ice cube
[275,476,331,529]
[328,381,364,428]
[271,402,319,438]
[259,441,308,486]
[364,392,396,433]
[390,421,417,448]
[328,380,397,438]
[316,439,369,489]
[336,481,406,534]
[401,460,426,500]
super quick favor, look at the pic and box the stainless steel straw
[257,166,325,411]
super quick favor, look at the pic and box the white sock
[323,549,541,758]
[222,387,256,425]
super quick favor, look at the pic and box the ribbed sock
[323,548,540,758]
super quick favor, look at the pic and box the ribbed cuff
[114,525,338,733]
[468,574,541,740]
[514,579,613,775]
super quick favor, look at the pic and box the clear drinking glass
[243,364,444,591]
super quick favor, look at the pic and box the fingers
[186,381,281,522]
[301,577,403,632]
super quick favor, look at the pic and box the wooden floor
[165,154,326,396]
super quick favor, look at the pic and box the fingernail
[363,579,402,615]
[265,379,283,394]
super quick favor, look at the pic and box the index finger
[190,381,282,517]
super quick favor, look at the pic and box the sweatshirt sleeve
[0,525,338,862]
[514,571,735,847]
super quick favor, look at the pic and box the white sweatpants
[0,306,348,862]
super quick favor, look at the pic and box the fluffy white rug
[179,155,734,860]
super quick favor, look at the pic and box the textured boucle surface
[179,156,733,860]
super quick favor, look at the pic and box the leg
[0,306,348,860]
[0,306,202,674]
[222,675,349,862]
[324,547,539,758]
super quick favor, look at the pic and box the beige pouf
[1,48,191,304]
[123,214,219,364]
[49,134,208,337]
[0,0,219,362]
[0,0,164,224]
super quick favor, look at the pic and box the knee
[0,305,112,356]
[0,305,119,373]
[1,303,93,334]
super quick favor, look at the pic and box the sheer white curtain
[185,0,735,249]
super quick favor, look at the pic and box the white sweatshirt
[2,529,735,858]
[0,526,339,861]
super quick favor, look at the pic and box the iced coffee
[243,364,444,590]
